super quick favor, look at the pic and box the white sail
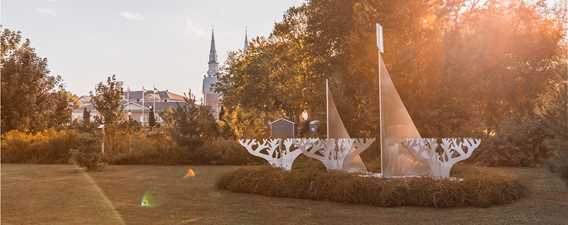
[326,80,368,172]
[378,56,431,178]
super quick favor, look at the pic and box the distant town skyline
[1,0,305,98]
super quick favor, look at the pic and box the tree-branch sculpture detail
[239,139,304,171]
[403,138,481,178]
[343,138,376,172]
[302,138,371,171]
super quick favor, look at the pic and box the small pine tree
[82,107,91,127]
[148,107,157,128]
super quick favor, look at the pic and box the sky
[0,0,305,97]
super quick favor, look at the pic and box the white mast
[376,22,385,175]
[127,86,130,119]
[153,86,157,113]
[326,79,330,139]
[142,86,145,125]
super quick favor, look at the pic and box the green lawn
[2,164,567,225]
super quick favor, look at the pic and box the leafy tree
[91,75,124,126]
[1,29,72,133]
[217,0,564,140]
[48,89,76,129]
[537,62,568,175]
[161,90,218,148]
[537,64,568,141]
[91,75,124,155]
[82,107,92,129]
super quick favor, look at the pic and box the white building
[71,89,186,125]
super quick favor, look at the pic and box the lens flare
[184,168,196,178]
[140,190,157,208]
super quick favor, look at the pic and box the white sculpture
[239,139,304,171]
[403,138,481,178]
[302,138,346,171]
[343,138,375,173]
[239,138,374,172]
[301,138,374,172]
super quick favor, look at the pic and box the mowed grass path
[2,164,568,225]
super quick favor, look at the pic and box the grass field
[2,164,567,225]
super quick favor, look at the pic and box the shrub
[69,132,105,171]
[1,129,81,163]
[110,130,181,164]
[188,138,260,165]
[69,133,105,171]
[110,131,258,165]
[217,166,525,208]
[1,128,258,166]
[544,138,568,184]
[471,115,550,167]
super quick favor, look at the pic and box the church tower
[202,29,221,119]
[243,27,248,51]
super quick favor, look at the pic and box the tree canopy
[216,0,566,141]
[1,29,75,133]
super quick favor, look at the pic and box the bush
[544,138,568,184]
[1,129,82,163]
[1,128,259,166]
[110,131,258,165]
[110,130,181,164]
[217,166,525,208]
[471,116,550,167]
[68,134,103,171]
[187,138,260,165]
[69,132,105,171]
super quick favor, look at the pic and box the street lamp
[301,110,309,121]
[97,124,105,155]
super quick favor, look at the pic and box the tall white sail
[326,80,367,172]
[378,57,430,177]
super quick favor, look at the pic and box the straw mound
[217,166,525,208]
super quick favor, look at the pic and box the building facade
[71,89,186,125]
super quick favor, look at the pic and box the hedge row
[217,166,525,208]
[1,129,258,165]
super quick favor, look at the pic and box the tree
[148,107,157,128]
[91,75,124,126]
[1,29,72,133]
[91,75,124,155]
[537,62,568,175]
[217,0,565,145]
[161,90,218,148]
[537,63,568,141]
[48,89,76,129]
[82,107,92,129]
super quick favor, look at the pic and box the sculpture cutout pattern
[302,138,350,171]
[239,137,478,177]
[239,139,304,171]
[239,138,375,172]
[343,138,375,172]
[403,138,481,178]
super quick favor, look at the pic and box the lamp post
[98,124,105,155]
[128,112,132,153]
[300,110,309,137]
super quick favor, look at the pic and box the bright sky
[1,0,305,97]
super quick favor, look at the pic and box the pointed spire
[243,26,248,51]
[208,28,218,64]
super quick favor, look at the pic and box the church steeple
[243,27,248,51]
[208,28,218,64]
[207,28,218,77]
